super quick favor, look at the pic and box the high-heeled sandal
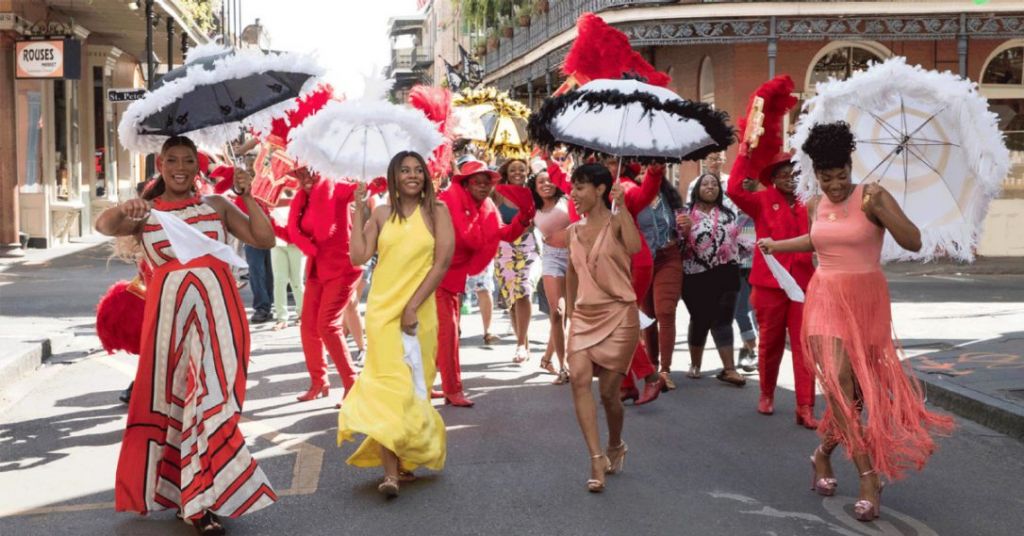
[606,442,629,475]
[539,357,557,375]
[587,454,609,492]
[553,369,570,385]
[659,371,676,391]
[687,365,701,379]
[378,475,400,498]
[296,382,329,402]
[191,511,225,536]
[809,446,838,496]
[853,470,884,521]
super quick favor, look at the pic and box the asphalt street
[1,244,1023,536]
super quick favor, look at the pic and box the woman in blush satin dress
[564,164,643,493]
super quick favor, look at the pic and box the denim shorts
[465,263,496,293]
[541,245,569,277]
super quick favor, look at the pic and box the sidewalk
[908,332,1024,441]
[0,237,121,395]
[884,255,1024,276]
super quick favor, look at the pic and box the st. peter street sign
[107,88,147,102]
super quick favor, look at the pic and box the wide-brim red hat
[451,159,500,185]
[758,151,795,185]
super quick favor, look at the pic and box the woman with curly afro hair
[759,121,953,522]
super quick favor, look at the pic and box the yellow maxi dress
[337,207,447,470]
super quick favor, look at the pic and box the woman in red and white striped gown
[96,136,278,535]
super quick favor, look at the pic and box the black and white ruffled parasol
[118,43,323,153]
[528,78,734,163]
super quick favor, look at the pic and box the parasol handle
[610,156,622,215]
[361,128,368,182]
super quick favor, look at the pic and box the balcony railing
[412,45,434,67]
[474,0,678,77]
[388,48,414,77]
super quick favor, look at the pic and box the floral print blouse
[682,205,752,275]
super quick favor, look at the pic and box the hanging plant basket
[517,14,531,27]
[534,0,550,15]
[501,26,514,38]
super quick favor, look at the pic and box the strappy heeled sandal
[853,470,885,521]
[539,357,557,375]
[606,442,629,475]
[192,512,225,536]
[587,454,609,493]
[809,445,838,496]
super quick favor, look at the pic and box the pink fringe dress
[803,185,953,481]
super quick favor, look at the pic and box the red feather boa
[408,85,454,180]
[96,279,145,356]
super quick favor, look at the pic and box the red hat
[451,160,500,185]
[758,151,795,185]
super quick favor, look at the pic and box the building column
[166,18,174,71]
[145,0,155,89]
[0,34,22,255]
[957,13,968,78]
[528,80,534,108]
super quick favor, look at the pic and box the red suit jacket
[438,182,529,295]
[548,161,663,269]
[726,156,814,290]
[287,179,362,281]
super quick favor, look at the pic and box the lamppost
[145,0,155,89]
[166,17,174,71]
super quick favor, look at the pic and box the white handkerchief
[151,209,248,268]
[638,310,656,329]
[763,253,805,303]
[401,330,428,400]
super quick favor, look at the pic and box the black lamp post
[145,0,155,89]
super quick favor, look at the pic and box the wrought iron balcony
[472,0,678,76]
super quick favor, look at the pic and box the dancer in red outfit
[761,122,953,521]
[289,168,363,408]
[726,76,817,428]
[434,160,533,407]
[548,158,665,404]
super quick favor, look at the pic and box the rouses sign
[15,39,81,80]
[107,88,147,102]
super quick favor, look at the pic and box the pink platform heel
[809,446,838,496]
[853,469,885,521]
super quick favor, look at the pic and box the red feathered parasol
[557,13,672,95]
[408,85,455,180]
[735,75,798,185]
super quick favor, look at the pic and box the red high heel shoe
[620,386,640,403]
[444,392,475,407]
[296,382,329,402]
[757,395,774,415]
[809,446,838,496]
[430,390,445,399]
[795,405,819,429]
[635,378,664,405]
[854,470,884,521]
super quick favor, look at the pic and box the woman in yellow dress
[339,150,455,497]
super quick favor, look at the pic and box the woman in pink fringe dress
[759,122,953,523]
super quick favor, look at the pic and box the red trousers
[622,264,655,388]
[642,246,683,373]
[435,288,463,395]
[750,286,815,406]
[300,271,360,391]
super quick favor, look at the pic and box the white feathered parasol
[792,57,1010,262]
[286,77,443,181]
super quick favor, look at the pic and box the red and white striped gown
[115,195,276,519]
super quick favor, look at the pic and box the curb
[914,370,1024,441]
[0,339,53,395]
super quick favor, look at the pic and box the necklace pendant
[827,212,837,222]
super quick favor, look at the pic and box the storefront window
[16,81,44,193]
[981,44,1024,197]
[54,81,69,200]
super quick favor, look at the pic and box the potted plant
[500,15,514,38]
[487,28,499,53]
[515,2,531,27]
[533,0,549,15]
[475,36,488,56]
